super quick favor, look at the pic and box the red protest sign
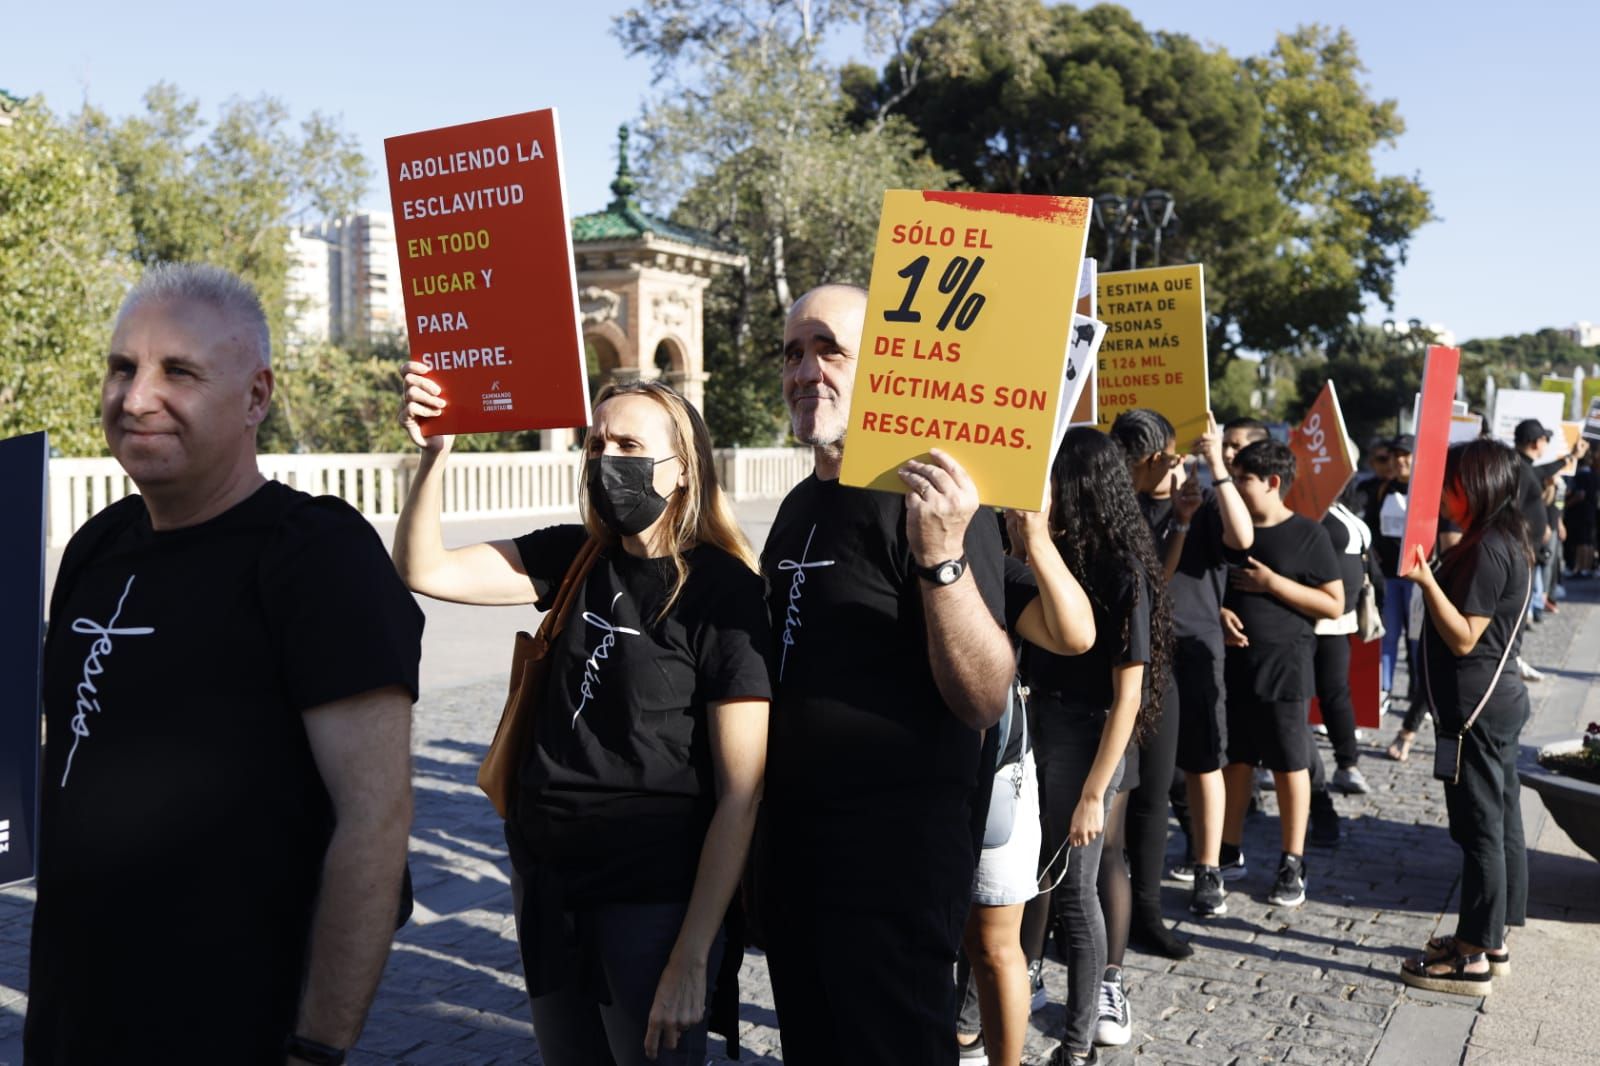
[1285,381,1356,520]
[385,108,590,436]
[1309,636,1381,730]
[1400,345,1462,566]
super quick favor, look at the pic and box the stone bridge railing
[46,448,814,548]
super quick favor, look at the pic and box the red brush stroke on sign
[1401,345,1463,567]
[922,190,1090,227]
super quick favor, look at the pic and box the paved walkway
[4,509,1597,1065]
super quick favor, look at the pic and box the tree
[1291,324,1424,448]
[78,84,369,356]
[0,98,135,455]
[868,2,1433,361]
[616,0,955,444]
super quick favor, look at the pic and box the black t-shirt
[1517,455,1551,549]
[28,483,423,1064]
[510,525,771,904]
[760,475,1005,903]
[1024,563,1153,719]
[1138,490,1244,648]
[1422,528,1531,731]
[1224,513,1339,700]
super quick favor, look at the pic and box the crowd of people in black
[27,266,1587,1066]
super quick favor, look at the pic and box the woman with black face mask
[395,371,771,1066]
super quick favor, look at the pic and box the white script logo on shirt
[62,575,156,787]
[776,524,835,682]
[572,592,641,725]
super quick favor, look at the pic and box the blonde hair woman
[394,366,770,1066]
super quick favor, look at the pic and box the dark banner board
[2,431,46,886]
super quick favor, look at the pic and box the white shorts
[971,747,1042,907]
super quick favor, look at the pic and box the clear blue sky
[5,0,1593,343]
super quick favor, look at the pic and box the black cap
[1514,418,1552,447]
[1389,433,1416,454]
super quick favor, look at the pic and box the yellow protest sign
[840,190,1091,511]
[1094,264,1209,442]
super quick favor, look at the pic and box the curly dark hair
[1048,426,1173,743]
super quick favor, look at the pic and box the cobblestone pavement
[2,580,1595,1065]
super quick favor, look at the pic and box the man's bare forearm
[292,808,410,1051]
[924,573,1012,730]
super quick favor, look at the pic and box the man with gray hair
[26,263,423,1065]
[756,284,1013,1062]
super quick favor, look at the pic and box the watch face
[936,561,962,585]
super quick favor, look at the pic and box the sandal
[1386,730,1415,762]
[1400,948,1493,995]
[1426,935,1509,977]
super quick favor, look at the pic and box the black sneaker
[1310,805,1343,848]
[1029,958,1047,1013]
[1168,860,1197,882]
[1268,854,1307,907]
[1093,967,1131,1046]
[1189,865,1227,917]
[1217,848,1247,882]
[1049,1045,1098,1066]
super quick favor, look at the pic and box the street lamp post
[1094,189,1177,271]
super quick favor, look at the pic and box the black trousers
[1444,694,1531,949]
[765,891,967,1065]
[1313,633,1361,770]
[1126,674,1182,920]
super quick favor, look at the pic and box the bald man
[755,285,1013,1062]
[26,264,423,1066]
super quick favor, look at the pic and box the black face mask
[587,455,677,537]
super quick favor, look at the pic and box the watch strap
[912,555,968,584]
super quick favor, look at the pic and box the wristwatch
[1213,475,1234,485]
[913,555,968,586]
[284,1035,347,1065]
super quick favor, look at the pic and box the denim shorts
[971,747,1042,907]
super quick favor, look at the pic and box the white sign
[1490,389,1566,451]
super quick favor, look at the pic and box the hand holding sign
[400,363,452,452]
[899,448,982,566]
[1399,543,1433,586]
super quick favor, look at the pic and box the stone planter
[1520,736,1600,862]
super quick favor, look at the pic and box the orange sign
[385,108,590,436]
[1285,381,1356,520]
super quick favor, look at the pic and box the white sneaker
[1333,767,1371,794]
[1093,969,1131,1046]
[1517,658,1545,683]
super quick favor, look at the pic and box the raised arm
[900,450,1013,731]
[393,362,537,605]
[1007,506,1096,656]
[1193,412,1253,552]
[290,685,414,1059]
